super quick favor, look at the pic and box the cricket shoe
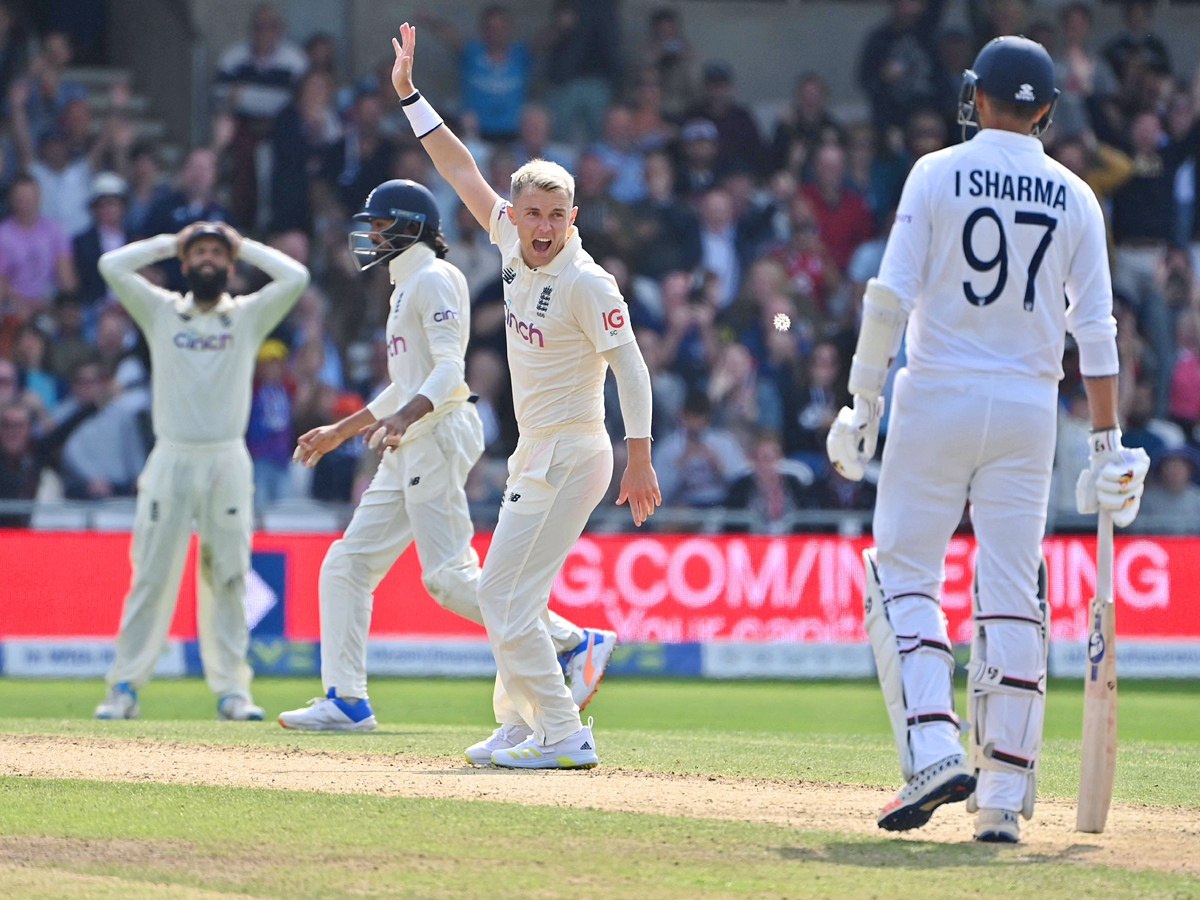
[464,723,533,765]
[278,688,377,731]
[974,808,1021,843]
[877,753,976,832]
[94,682,139,720]
[564,629,617,710]
[491,717,599,769]
[217,693,265,721]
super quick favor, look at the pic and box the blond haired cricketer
[389,22,660,769]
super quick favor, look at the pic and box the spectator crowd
[3,0,1200,534]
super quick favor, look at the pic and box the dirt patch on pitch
[3,733,1197,876]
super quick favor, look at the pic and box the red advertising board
[2,531,1196,642]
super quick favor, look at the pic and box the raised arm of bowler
[826,36,1150,843]
[276,179,611,739]
[94,220,309,723]
[391,22,659,770]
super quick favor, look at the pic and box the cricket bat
[1076,509,1117,833]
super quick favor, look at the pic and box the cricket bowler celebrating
[277,179,617,736]
[94,221,309,721]
[389,22,659,769]
[826,37,1149,841]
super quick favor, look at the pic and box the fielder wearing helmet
[349,178,447,271]
[958,35,1060,140]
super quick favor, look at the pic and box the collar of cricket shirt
[527,227,582,278]
[973,128,1045,154]
[178,292,236,316]
[388,242,435,286]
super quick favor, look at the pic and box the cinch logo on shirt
[433,309,459,322]
[387,334,408,356]
[505,307,544,347]
[173,331,233,351]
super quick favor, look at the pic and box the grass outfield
[2,678,1199,899]
[3,677,1199,804]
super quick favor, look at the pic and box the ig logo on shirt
[602,309,624,336]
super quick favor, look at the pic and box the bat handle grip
[1096,509,1114,601]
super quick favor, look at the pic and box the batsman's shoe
[974,808,1021,843]
[217,693,265,721]
[278,688,377,731]
[564,629,617,710]
[94,682,139,720]
[492,717,599,769]
[464,723,534,765]
[877,753,976,832]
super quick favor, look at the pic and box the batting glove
[1075,427,1150,528]
[826,395,884,482]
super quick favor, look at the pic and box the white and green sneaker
[491,717,599,769]
[464,723,533,765]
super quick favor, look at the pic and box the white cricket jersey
[99,235,309,444]
[364,243,472,443]
[488,198,635,435]
[877,129,1119,409]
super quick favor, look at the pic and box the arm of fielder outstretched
[391,22,501,231]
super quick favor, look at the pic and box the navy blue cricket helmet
[349,179,441,272]
[957,35,1060,139]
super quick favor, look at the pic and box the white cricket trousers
[108,439,255,697]
[319,404,585,698]
[873,370,1055,812]
[479,427,613,745]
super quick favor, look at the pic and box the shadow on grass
[772,839,1105,869]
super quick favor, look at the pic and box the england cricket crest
[536,286,552,318]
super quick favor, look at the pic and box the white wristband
[400,91,444,139]
[1089,426,1122,456]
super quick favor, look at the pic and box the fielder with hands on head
[94,219,310,722]
[390,21,659,769]
[277,179,616,735]
[826,36,1149,842]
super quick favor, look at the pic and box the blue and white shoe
[277,688,377,731]
[877,753,976,832]
[95,682,138,719]
[563,629,617,710]
[974,808,1021,843]
[217,693,265,721]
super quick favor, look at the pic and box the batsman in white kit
[94,221,310,721]
[827,37,1150,842]
[277,179,617,736]
[384,22,660,769]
